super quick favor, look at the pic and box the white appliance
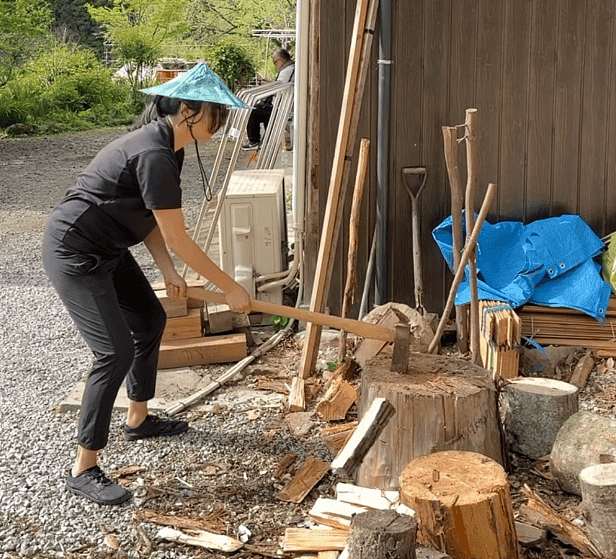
[218,169,288,305]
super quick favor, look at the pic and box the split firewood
[323,358,360,391]
[519,485,600,557]
[569,351,594,389]
[309,497,369,531]
[319,552,340,559]
[136,509,225,534]
[157,527,243,552]
[515,521,546,547]
[274,453,297,479]
[320,422,358,456]
[335,482,400,510]
[276,456,330,503]
[282,528,348,552]
[288,377,306,412]
[331,397,395,476]
[316,378,358,421]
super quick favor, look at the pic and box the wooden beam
[162,308,203,342]
[158,333,247,369]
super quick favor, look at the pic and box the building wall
[308,0,616,315]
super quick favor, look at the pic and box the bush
[206,39,257,91]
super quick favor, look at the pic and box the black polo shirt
[47,118,184,261]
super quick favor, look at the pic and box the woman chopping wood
[42,64,251,505]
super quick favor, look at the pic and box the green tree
[87,0,188,95]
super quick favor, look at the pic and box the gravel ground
[0,128,329,559]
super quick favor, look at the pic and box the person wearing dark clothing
[42,64,251,505]
[242,47,295,150]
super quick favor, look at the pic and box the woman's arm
[152,208,251,314]
[143,225,187,299]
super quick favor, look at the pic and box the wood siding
[308,0,616,315]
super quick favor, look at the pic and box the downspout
[375,0,391,305]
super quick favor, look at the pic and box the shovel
[401,167,428,313]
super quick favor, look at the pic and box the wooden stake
[299,0,380,380]
[464,109,481,364]
[339,138,370,361]
[428,183,497,354]
[442,126,468,353]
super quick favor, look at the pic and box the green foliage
[205,38,256,91]
[268,314,290,331]
[0,0,53,34]
[87,0,188,95]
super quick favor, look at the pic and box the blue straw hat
[140,62,247,109]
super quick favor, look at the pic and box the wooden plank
[283,528,348,552]
[299,0,377,379]
[158,333,247,369]
[156,291,188,318]
[276,456,330,504]
[551,0,584,216]
[499,0,531,221]
[162,308,203,342]
[525,0,558,222]
[579,0,614,234]
[606,4,616,236]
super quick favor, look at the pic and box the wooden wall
[306,0,616,315]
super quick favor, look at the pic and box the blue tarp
[432,214,611,321]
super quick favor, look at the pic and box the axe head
[390,322,411,373]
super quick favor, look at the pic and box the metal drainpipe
[375,0,391,305]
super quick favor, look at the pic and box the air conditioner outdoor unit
[218,169,288,305]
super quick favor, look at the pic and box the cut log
[347,509,417,559]
[356,353,502,490]
[316,379,358,421]
[158,333,247,369]
[569,351,594,389]
[283,528,349,552]
[331,397,395,477]
[162,308,203,342]
[276,456,330,503]
[519,485,600,557]
[156,291,188,318]
[499,377,578,459]
[580,463,616,558]
[399,450,518,559]
[321,422,358,457]
[550,410,616,495]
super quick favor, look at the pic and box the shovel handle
[185,287,396,343]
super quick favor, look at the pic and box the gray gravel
[0,129,310,558]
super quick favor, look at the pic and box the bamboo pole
[428,183,497,354]
[339,138,370,361]
[465,109,481,364]
[442,125,469,353]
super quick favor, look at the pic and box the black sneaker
[241,140,260,151]
[122,414,188,441]
[66,466,131,505]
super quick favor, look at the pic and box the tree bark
[348,509,417,559]
[580,463,616,558]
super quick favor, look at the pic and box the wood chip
[276,456,330,503]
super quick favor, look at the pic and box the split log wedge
[185,287,396,343]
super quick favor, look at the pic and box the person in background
[42,63,251,506]
[242,47,295,150]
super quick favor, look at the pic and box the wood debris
[479,300,521,379]
[276,456,330,503]
[320,421,358,456]
[569,351,594,389]
[308,497,368,530]
[156,526,243,552]
[282,528,348,552]
[274,453,297,479]
[316,378,357,421]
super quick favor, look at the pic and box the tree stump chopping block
[348,509,417,559]
[580,463,616,557]
[499,377,578,459]
[399,451,518,559]
[356,353,502,490]
[550,410,616,495]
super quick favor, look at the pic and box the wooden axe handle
[186,287,395,343]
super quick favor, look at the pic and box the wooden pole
[338,138,370,361]
[298,0,380,380]
[428,183,496,354]
[465,109,481,364]
[442,125,468,353]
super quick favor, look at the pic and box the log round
[580,463,616,558]
[499,377,578,459]
[399,451,518,559]
[356,353,502,490]
[347,509,417,559]
[550,411,616,495]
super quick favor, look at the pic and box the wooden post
[428,183,496,355]
[580,463,616,558]
[339,138,370,361]
[347,510,417,559]
[399,451,519,559]
[298,0,379,380]
[442,126,468,354]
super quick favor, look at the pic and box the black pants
[42,238,166,451]
[247,104,273,143]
